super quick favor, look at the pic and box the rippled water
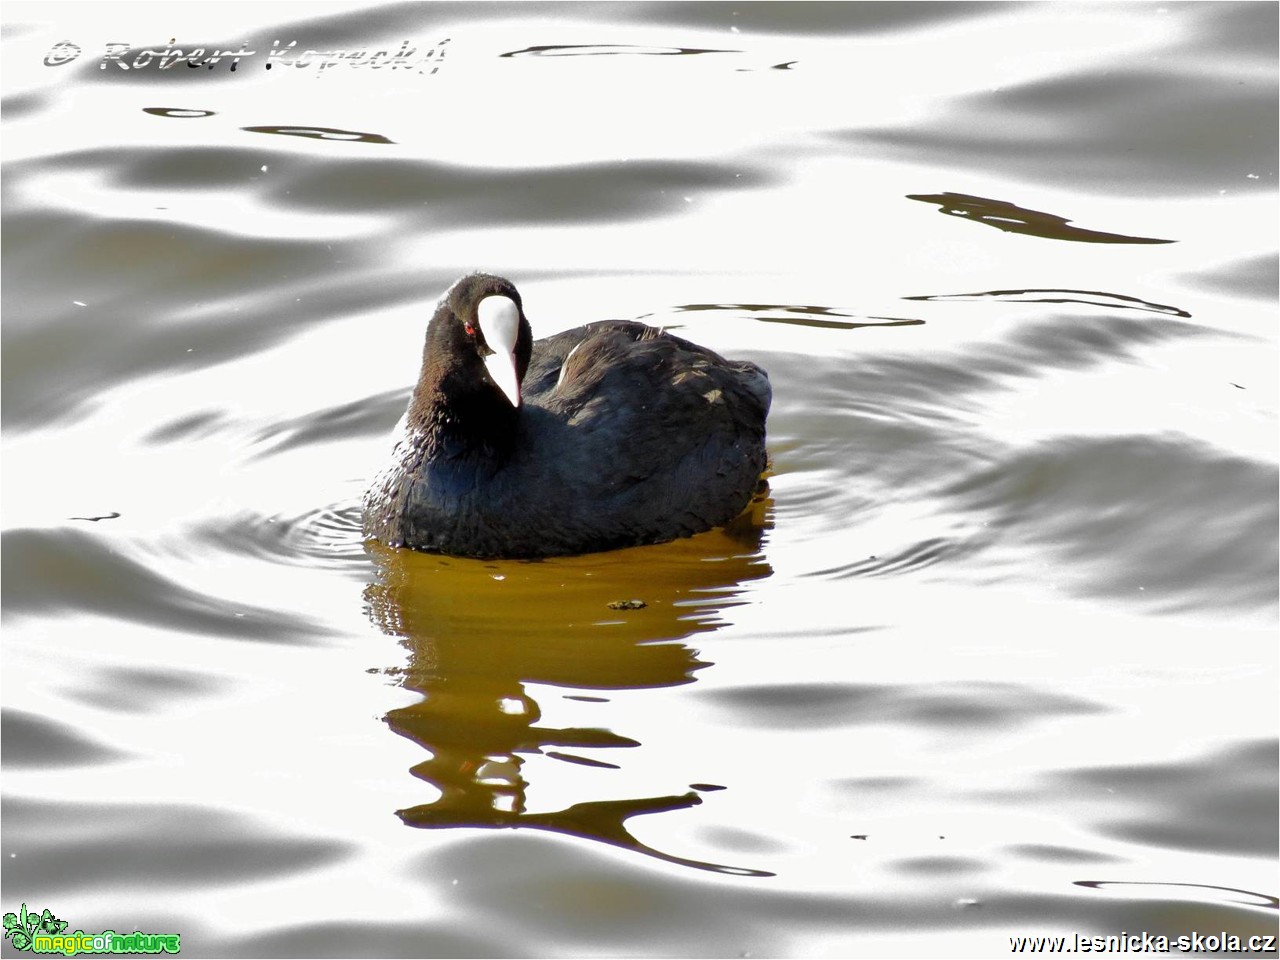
[3,2,1277,957]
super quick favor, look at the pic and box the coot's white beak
[477,295,522,407]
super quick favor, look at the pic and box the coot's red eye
[464,321,476,336]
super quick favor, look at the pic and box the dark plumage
[363,274,771,558]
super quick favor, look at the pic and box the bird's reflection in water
[364,495,773,875]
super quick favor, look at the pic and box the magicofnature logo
[3,904,180,955]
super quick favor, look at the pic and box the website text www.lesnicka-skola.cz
[1010,932,1279,954]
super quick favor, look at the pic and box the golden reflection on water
[363,496,775,875]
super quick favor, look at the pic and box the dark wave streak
[907,192,1174,244]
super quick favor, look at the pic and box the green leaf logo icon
[2,903,67,952]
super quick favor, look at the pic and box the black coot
[363,274,771,558]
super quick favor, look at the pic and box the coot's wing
[524,322,770,538]
[526,321,770,411]
[522,322,632,400]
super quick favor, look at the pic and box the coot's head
[424,273,534,407]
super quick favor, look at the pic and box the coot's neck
[406,366,520,461]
